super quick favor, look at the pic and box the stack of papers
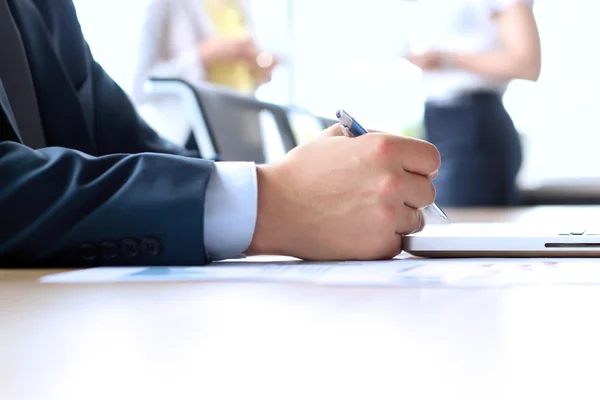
[41,257,600,288]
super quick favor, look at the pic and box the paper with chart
[41,256,600,287]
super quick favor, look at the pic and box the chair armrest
[146,77,218,160]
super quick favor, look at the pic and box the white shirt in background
[411,0,535,103]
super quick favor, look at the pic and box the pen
[335,109,450,223]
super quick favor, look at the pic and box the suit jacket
[0,0,215,266]
[131,0,256,145]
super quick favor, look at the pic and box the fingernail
[341,125,354,137]
[415,212,425,233]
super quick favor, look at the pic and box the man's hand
[406,51,444,70]
[245,124,441,261]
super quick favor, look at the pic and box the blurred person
[404,0,541,206]
[1,0,441,266]
[132,0,281,152]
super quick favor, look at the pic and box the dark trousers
[424,92,523,207]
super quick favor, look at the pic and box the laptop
[403,223,600,258]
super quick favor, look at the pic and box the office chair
[146,78,297,163]
[285,105,329,145]
[143,78,218,160]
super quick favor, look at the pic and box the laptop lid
[403,223,600,258]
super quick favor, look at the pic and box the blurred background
[72,0,599,202]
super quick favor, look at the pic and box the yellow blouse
[202,0,256,93]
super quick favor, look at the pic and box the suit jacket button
[101,241,118,260]
[121,239,139,258]
[141,238,161,257]
[79,243,97,261]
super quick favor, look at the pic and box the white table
[2,206,600,400]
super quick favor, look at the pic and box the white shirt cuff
[203,162,258,261]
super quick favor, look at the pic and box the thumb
[321,122,346,138]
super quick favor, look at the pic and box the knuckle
[377,173,403,198]
[369,135,395,160]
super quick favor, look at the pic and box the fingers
[321,123,345,138]
[323,129,441,180]
[374,206,423,260]
[396,207,425,236]
[398,138,441,177]
[382,234,404,260]
[414,209,426,233]
[256,52,274,68]
[402,172,437,210]
[363,134,441,178]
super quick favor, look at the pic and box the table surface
[3,206,600,400]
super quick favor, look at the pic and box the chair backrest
[191,81,297,163]
[148,78,297,162]
[146,78,218,160]
[286,106,328,146]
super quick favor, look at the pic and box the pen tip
[335,109,342,119]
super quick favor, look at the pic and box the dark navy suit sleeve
[0,0,219,266]
[0,141,214,266]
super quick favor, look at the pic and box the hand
[198,36,257,67]
[252,52,278,85]
[236,37,262,61]
[245,124,441,261]
[406,51,444,70]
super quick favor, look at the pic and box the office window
[73,0,145,95]
[248,0,292,105]
[74,0,600,187]
[289,0,424,133]
[288,0,600,187]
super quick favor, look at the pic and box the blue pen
[336,109,450,223]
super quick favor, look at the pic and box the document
[40,256,600,287]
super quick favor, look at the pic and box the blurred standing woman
[405,0,541,206]
[133,0,279,150]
